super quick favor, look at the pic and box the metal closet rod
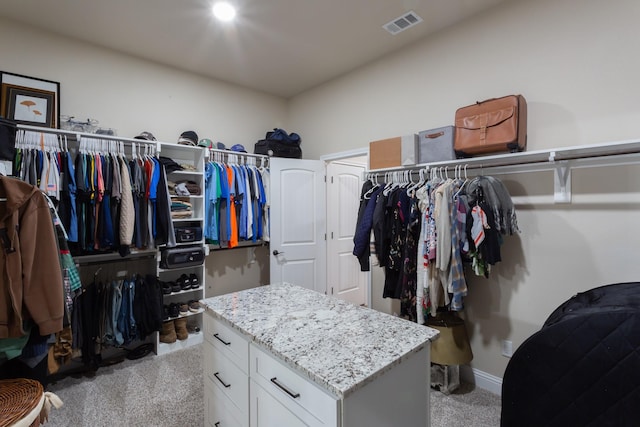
[207,147,268,161]
[367,160,552,179]
[74,249,158,266]
[368,137,640,177]
[17,123,157,146]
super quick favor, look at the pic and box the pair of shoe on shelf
[177,273,200,291]
[161,280,184,295]
[163,301,202,320]
[160,280,176,295]
[160,274,200,295]
[160,318,188,343]
[178,300,202,316]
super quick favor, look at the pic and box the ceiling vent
[383,11,423,35]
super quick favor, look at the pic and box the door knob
[273,250,285,256]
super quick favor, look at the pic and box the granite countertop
[201,283,439,398]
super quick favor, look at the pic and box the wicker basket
[0,378,44,427]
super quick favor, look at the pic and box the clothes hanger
[407,167,426,195]
[363,174,380,199]
[382,172,394,195]
[402,170,410,188]
[453,164,469,199]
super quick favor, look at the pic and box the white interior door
[270,158,326,293]
[326,161,367,305]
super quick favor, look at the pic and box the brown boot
[160,321,177,343]
[174,318,188,341]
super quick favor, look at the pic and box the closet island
[201,283,439,427]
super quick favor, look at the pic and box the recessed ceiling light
[212,2,236,22]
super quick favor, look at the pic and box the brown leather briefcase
[454,94,527,157]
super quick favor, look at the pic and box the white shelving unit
[155,141,208,355]
[14,123,214,359]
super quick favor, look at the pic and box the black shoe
[178,274,191,291]
[126,343,154,360]
[168,303,180,318]
[161,281,172,295]
[170,281,181,293]
[162,305,170,320]
[189,274,200,289]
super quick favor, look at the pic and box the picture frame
[0,71,60,128]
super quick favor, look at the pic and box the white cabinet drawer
[205,382,245,427]
[204,314,249,373]
[250,380,309,427]
[250,344,339,427]
[204,342,249,415]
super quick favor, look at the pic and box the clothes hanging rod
[206,147,269,160]
[17,124,159,146]
[73,249,158,266]
[367,138,640,204]
[368,137,640,174]
[16,125,270,160]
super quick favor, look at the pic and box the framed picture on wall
[0,71,60,128]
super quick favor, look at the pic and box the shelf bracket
[553,160,571,203]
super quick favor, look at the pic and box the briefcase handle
[424,131,445,139]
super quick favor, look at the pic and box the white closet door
[326,161,367,306]
[269,158,326,294]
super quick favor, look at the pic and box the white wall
[0,17,287,146]
[290,0,640,380]
[0,16,283,303]
[291,0,640,159]
[205,246,270,298]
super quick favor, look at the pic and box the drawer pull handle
[270,377,300,399]
[213,333,231,346]
[214,372,231,388]
[214,423,220,427]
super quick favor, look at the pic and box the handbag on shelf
[454,94,527,158]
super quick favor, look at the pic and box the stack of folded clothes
[177,180,201,196]
[171,197,192,218]
[167,180,201,196]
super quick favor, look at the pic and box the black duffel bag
[0,117,17,161]
[254,128,302,158]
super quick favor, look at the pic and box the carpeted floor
[45,344,501,426]
[431,382,502,426]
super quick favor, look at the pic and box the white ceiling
[0,0,510,98]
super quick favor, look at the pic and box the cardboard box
[369,134,417,169]
[418,126,456,164]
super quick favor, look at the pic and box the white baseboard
[460,365,503,396]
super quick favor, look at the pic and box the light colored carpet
[431,382,502,426]
[46,346,204,427]
[45,344,501,426]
